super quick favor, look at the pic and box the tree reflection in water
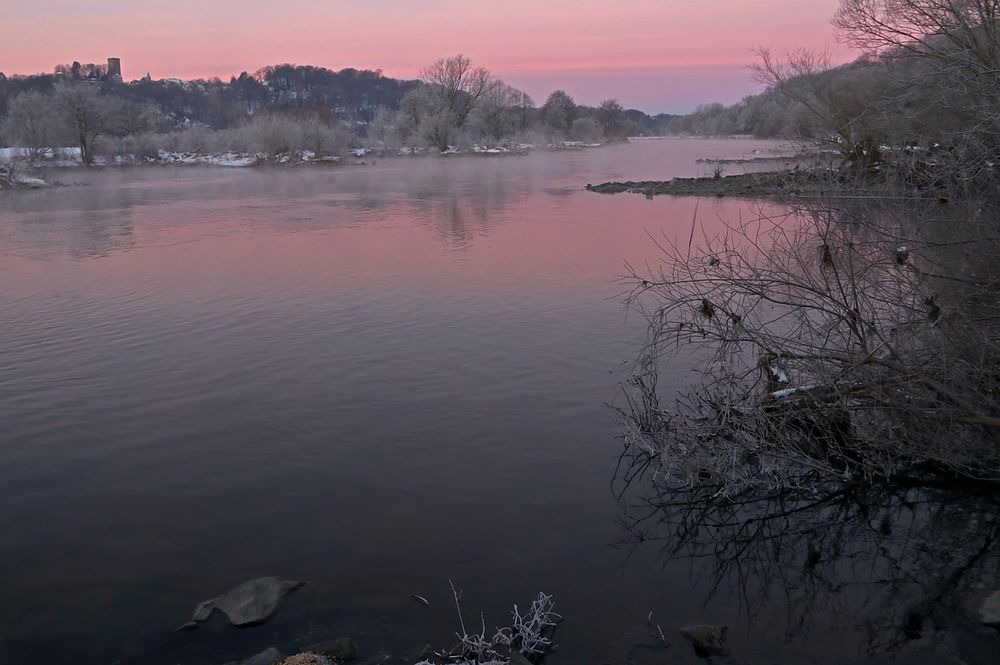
[613,443,1000,655]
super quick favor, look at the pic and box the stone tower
[107,57,122,81]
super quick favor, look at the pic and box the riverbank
[0,141,616,190]
[164,573,1000,665]
[0,164,51,189]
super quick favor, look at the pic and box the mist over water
[0,140,838,665]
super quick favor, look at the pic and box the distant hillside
[0,62,670,134]
[0,62,422,129]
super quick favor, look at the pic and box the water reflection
[0,193,136,260]
[614,448,1000,656]
[0,139,811,665]
[0,139,787,263]
[70,209,135,259]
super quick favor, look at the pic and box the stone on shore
[306,637,358,661]
[180,577,305,629]
[680,624,728,657]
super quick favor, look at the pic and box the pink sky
[0,0,855,112]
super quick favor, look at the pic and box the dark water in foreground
[1,140,961,665]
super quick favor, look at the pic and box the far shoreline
[1,136,803,191]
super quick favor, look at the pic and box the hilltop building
[107,58,122,82]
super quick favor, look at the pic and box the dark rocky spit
[585,170,831,199]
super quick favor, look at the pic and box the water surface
[1,139,862,664]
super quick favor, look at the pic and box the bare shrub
[414,581,559,665]
[508,128,548,149]
[235,115,305,155]
[302,118,355,157]
[620,186,1000,494]
[165,125,216,153]
[123,132,171,159]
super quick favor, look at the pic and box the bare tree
[120,98,162,135]
[366,106,399,150]
[834,0,1000,70]
[512,89,535,134]
[569,117,602,142]
[54,83,122,164]
[476,81,531,142]
[752,49,866,147]
[0,90,58,159]
[396,87,433,146]
[419,54,496,151]
[540,90,577,135]
[596,98,625,140]
[833,0,1000,147]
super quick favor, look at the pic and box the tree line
[0,57,673,162]
[671,0,1000,169]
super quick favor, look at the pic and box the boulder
[180,577,305,629]
[679,624,728,658]
[306,637,358,661]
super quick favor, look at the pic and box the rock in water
[180,577,305,629]
[306,637,358,661]
[979,589,1000,627]
[244,647,287,665]
[679,624,728,657]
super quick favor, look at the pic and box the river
[1,139,906,665]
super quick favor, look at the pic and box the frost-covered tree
[541,90,577,134]
[395,91,432,148]
[596,98,625,139]
[419,54,496,151]
[54,83,123,164]
[1,90,59,158]
[512,88,535,134]
[834,0,1000,149]
[570,117,602,142]
[476,81,531,142]
[366,106,400,150]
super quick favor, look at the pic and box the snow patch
[12,174,50,188]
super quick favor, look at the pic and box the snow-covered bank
[0,172,50,189]
[0,140,607,176]
[0,147,83,167]
[0,163,52,189]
